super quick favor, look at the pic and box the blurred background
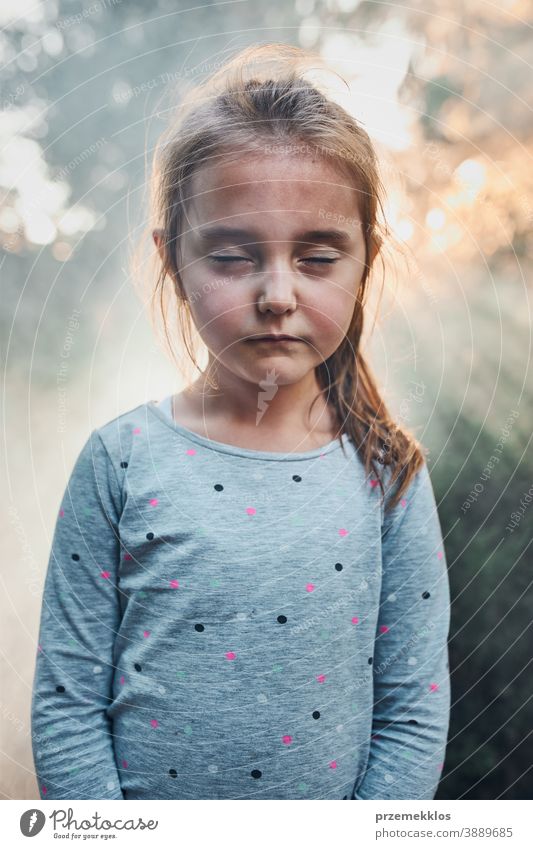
[1,0,531,800]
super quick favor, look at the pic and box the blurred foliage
[1,0,531,799]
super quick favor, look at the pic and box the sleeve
[353,460,451,800]
[31,430,125,800]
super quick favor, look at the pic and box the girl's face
[163,151,369,389]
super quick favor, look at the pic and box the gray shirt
[31,399,451,800]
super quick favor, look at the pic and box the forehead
[186,152,363,227]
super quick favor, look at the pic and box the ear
[152,228,165,264]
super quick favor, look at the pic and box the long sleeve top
[31,398,451,800]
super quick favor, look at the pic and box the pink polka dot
[351,616,359,625]
[225,651,236,660]
[149,498,158,507]
[282,735,292,745]
[379,625,389,633]
[100,570,110,579]
[123,553,132,561]
[122,759,128,769]
[437,551,443,559]
[143,630,151,638]
[38,643,43,653]
[119,675,125,686]
[400,498,407,508]
[169,579,179,589]
[338,528,348,537]
[246,506,256,515]
[305,583,315,592]
[133,427,141,435]
[41,785,47,795]
[150,719,159,728]
[58,508,65,518]
[186,448,196,456]
[316,674,326,683]
[438,762,444,770]
[430,682,439,692]
[329,760,338,769]
[369,479,379,488]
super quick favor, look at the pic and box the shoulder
[91,401,156,462]
[380,458,439,536]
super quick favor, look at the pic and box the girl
[31,43,451,800]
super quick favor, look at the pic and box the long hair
[133,43,426,513]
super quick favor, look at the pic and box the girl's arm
[354,461,451,800]
[31,431,125,799]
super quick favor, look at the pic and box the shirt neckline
[147,400,350,461]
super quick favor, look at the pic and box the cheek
[189,283,249,340]
[305,286,356,339]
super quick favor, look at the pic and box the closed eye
[208,255,250,263]
[301,257,339,264]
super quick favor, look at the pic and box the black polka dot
[134,663,142,672]
[408,719,418,725]
[343,795,348,800]
[56,685,65,693]
[146,532,154,541]
[334,562,343,572]
[277,615,287,624]
[251,769,262,779]
[292,475,302,482]
[169,768,177,778]
[194,623,204,632]
[312,710,320,719]
[422,591,431,599]
[368,656,373,665]
[120,461,128,468]
[214,484,224,491]
[71,553,80,561]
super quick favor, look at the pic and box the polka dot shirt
[31,399,451,800]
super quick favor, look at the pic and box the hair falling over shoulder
[132,42,427,515]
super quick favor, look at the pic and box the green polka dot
[319,630,330,640]
[211,579,220,588]
[82,507,92,516]
[272,664,283,673]
[68,639,76,648]
[297,781,308,792]
[176,671,186,680]
[138,591,147,599]
[183,724,193,736]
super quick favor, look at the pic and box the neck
[185,359,338,438]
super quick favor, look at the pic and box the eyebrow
[195,226,354,247]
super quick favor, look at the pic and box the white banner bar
[2,799,530,848]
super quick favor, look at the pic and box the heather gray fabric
[31,400,451,800]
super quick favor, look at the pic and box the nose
[257,262,297,315]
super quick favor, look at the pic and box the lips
[246,334,302,342]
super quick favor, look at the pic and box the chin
[240,360,312,386]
